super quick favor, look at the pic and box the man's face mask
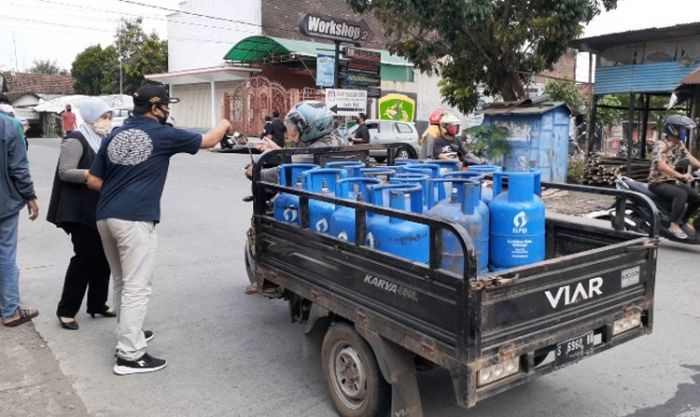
[445,123,459,136]
[155,105,170,125]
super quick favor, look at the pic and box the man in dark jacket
[0,111,39,327]
[270,110,286,147]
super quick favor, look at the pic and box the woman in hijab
[47,98,115,330]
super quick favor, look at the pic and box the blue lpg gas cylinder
[426,179,486,274]
[367,184,429,263]
[390,174,432,211]
[403,163,445,203]
[324,161,366,177]
[440,174,490,272]
[489,172,545,269]
[304,168,346,234]
[273,163,318,225]
[395,159,422,167]
[443,172,487,201]
[425,159,461,176]
[330,178,382,243]
[468,165,503,204]
[361,167,397,183]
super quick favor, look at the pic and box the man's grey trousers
[97,219,157,361]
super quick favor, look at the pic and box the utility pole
[118,32,123,95]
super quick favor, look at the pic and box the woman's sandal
[244,284,259,295]
[3,308,39,327]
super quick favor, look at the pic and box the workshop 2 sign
[379,93,416,122]
[299,14,373,44]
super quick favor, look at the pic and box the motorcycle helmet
[663,115,696,138]
[439,113,461,137]
[285,100,334,144]
[428,107,445,126]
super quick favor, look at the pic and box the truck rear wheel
[321,323,390,417]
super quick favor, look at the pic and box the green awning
[223,35,412,67]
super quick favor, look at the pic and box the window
[379,121,392,133]
[395,123,413,134]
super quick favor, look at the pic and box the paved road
[12,138,700,417]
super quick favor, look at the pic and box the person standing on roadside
[260,115,273,140]
[48,98,116,331]
[270,110,286,148]
[0,103,40,327]
[351,113,370,144]
[61,104,77,136]
[87,84,232,375]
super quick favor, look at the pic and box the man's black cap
[0,94,11,105]
[133,84,180,106]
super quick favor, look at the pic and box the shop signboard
[299,14,373,44]
[378,93,416,122]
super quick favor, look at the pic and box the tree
[71,45,119,95]
[115,18,168,94]
[28,59,67,75]
[70,18,168,95]
[347,0,618,114]
[544,80,585,115]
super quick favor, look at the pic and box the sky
[1,0,700,75]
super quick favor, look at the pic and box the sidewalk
[0,322,88,417]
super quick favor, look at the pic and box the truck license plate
[555,332,594,365]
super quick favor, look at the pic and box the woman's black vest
[47,132,100,229]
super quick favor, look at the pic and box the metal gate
[223,76,325,136]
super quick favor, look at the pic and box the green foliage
[544,81,585,115]
[347,0,617,114]
[28,59,67,75]
[71,45,119,95]
[597,95,623,127]
[116,18,168,94]
[71,18,167,95]
[464,124,511,159]
[567,154,585,184]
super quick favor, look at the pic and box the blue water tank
[324,161,366,177]
[361,167,396,183]
[330,178,382,243]
[426,179,486,274]
[390,173,431,211]
[467,165,503,204]
[489,172,545,269]
[367,183,429,263]
[304,168,346,234]
[273,163,318,225]
[425,159,461,176]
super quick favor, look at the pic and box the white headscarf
[77,98,112,152]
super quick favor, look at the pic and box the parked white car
[109,108,131,131]
[336,119,419,162]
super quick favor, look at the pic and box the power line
[114,0,262,29]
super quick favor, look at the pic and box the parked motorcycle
[587,169,700,244]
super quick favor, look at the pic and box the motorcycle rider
[432,113,467,160]
[243,101,342,295]
[648,115,700,239]
[245,100,342,184]
[419,107,444,159]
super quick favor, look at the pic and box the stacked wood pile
[583,153,651,186]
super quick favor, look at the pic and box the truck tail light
[612,312,642,336]
[477,357,520,387]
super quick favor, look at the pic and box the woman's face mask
[92,113,113,137]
